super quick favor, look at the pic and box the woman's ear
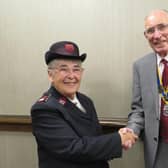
[48,70,53,83]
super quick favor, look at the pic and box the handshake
[118,127,138,150]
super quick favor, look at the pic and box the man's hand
[118,127,138,150]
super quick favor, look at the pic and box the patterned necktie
[162,59,168,87]
[160,59,168,142]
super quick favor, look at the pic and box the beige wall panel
[0,132,38,168]
[0,0,167,118]
[110,140,144,167]
[0,132,144,168]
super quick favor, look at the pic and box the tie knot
[161,59,168,66]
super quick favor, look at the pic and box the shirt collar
[68,94,79,104]
[156,53,168,66]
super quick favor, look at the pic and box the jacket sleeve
[127,62,145,136]
[31,105,122,163]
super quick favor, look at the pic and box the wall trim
[0,115,127,132]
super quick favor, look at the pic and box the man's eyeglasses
[144,23,168,36]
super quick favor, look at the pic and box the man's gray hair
[163,9,168,14]
[145,9,168,21]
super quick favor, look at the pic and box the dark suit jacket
[31,86,122,168]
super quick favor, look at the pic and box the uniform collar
[67,94,78,103]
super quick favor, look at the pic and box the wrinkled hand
[118,127,138,150]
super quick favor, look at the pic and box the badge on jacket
[58,97,66,105]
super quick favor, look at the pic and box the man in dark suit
[31,41,136,168]
[122,9,168,168]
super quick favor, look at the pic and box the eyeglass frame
[144,23,168,37]
[48,66,84,75]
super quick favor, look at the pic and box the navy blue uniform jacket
[31,86,122,168]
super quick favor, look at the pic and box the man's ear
[144,31,147,39]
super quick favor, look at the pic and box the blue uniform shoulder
[31,90,67,112]
[31,91,52,110]
[37,94,51,103]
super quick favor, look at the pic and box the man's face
[48,60,83,99]
[144,11,168,57]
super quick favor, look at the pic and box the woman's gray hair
[47,59,59,70]
[47,59,82,70]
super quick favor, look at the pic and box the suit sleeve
[127,62,145,136]
[31,105,122,163]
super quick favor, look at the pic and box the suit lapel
[147,54,160,119]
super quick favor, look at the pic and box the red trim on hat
[65,44,74,53]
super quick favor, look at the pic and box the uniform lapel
[49,86,91,120]
[66,94,92,120]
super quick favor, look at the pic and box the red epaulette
[38,95,50,103]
